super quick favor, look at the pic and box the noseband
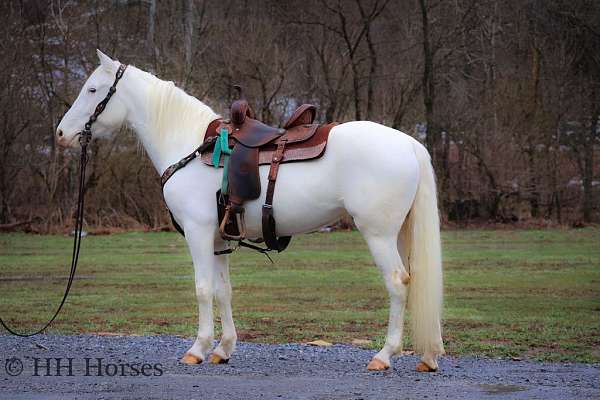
[0,64,127,337]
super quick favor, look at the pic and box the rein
[0,64,127,337]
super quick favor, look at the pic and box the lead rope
[0,134,91,337]
[0,63,127,337]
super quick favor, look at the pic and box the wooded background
[1,0,598,232]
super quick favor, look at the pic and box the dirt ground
[1,334,598,399]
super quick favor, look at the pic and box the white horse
[57,50,444,372]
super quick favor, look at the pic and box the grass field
[0,229,598,363]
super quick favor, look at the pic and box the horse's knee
[196,284,214,302]
[215,285,232,303]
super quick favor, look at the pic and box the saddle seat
[230,100,285,147]
[200,100,336,251]
[201,102,328,167]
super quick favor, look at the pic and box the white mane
[143,69,219,146]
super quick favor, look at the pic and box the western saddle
[199,100,337,252]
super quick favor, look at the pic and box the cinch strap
[212,128,232,194]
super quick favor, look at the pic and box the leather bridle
[0,64,127,337]
[79,64,127,146]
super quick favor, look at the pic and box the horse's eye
[89,88,96,93]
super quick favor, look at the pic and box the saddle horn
[233,84,244,100]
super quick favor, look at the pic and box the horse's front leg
[208,243,237,364]
[181,226,217,364]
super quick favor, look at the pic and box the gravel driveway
[0,335,598,399]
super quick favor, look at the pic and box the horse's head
[56,50,128,147]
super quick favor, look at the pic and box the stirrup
[219,206,246,241]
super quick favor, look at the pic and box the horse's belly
[242,151,345,238]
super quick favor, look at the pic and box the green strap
[222,156,230,194]
[212,128,232,194]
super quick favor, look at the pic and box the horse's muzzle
[56,130,80,148]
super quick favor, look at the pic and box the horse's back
[328,121,418,163]
[327,121,420,187]
[238,121,420,237]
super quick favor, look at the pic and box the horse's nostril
[57,129,64,137]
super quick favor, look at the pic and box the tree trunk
[363,7,377,120]
[147,0,155,49]
[350,61,362,121]
[325,100,337,123]
[583,105,597,222]
[183,0,194,86]
[0,193,9,224]
[418,0,437,160]
[527,44,542,218]
[147,0,159,67]
[418,0,449,213]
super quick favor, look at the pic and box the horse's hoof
[208,354,229,364]
[416,361,437,372]
[367,357,389,371]
[181,353,202,365]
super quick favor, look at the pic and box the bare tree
[0,0,597,230]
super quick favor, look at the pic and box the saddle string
[0,65,127,337]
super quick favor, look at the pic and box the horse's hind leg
[360,229,410,371]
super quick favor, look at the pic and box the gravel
[0,334,598,399]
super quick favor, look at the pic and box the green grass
[0,228,599,363]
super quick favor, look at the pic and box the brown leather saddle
[201,100,337,251]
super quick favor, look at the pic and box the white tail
[404,138,445,358]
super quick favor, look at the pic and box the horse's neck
[122,68,218,174]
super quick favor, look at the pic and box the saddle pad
[201,123,337,167]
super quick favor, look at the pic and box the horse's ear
[97,49,116,73]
